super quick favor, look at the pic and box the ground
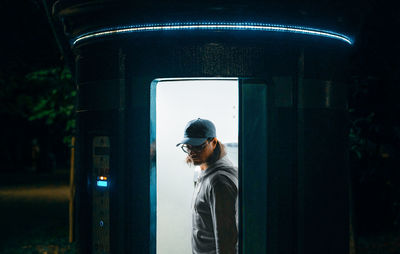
[356,232,400,254]
[0,170,398,253]
[0,170,75,254]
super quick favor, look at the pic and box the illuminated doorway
[152,78,238,253]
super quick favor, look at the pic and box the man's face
[186,138,217,165]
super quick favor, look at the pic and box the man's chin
[192,161,202,166]
[191,158,202,165]
[186,156,203,166]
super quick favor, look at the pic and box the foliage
[25,67,76,144]
[348,77,400,233]
[349,110,375,160]
[0,66,76,144]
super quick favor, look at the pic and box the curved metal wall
[72,30,350,254]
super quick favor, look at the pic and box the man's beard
[186,155,202,166]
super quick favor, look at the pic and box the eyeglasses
[181,141,209,154]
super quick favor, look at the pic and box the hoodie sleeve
[208,174,238,254]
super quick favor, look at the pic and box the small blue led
[97,180,108,187]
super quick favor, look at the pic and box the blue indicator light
[97,180,108,187]
[72,22,353,46]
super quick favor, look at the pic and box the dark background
[1,0,399,253]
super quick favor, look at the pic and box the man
[177,118,238,254]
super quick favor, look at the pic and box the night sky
[1,1,61,74]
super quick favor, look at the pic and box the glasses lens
[182,141,208,153]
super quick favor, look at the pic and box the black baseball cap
[176,118,216,146]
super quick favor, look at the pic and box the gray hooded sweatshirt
[191,156,238,254]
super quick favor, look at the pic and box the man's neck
[200,163,208,171]
[200,155,225,171]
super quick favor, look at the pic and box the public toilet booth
[53,1,356,253]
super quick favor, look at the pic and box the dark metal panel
[121,34,301,79]
[299,79,347,110]
[268,76,297,254]
[302,45,351,82]
[239,80,268,253]
[296,79,348,253]
[125,77,153,253]
[75,46,121,83]
[77,80,121,111]
[297,108,349,253]
[115,49,127,254]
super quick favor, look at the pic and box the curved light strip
[72,22,353,46]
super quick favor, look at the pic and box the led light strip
[72,22,353,45]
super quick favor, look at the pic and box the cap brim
[176,137,208,147]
